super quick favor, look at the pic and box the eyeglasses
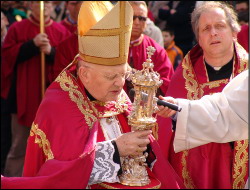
[102,71,131,81]
[133,15,147,22]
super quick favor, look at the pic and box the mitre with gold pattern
[78,1,133,66]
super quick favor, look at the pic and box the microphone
[129,89,182,112]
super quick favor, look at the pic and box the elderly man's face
[131,4,147,41]
[198,7,237,58]
[82,63,128,102]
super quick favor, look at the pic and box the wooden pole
[40,1,45,99]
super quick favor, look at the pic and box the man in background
[126,1,174,98]
[1,1,70,177]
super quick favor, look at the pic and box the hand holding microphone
[156,95,180,118]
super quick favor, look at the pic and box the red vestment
[1,16,70,127]
[127,35,174,95]
[60,17,77,33]
[158,43,249,189]
[51,33,78,82]
[1,61,185,188]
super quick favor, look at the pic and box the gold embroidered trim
[182,56,200,100]
[231,43,249,189]
[181,150,195,189]
[236,42,249,74]
[200,79,228,95]
[233,140,249,189]
[180,56,197,188]
[30,122,54,161]
[55,72,98,129]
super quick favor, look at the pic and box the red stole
[1,69,98,188]
[1,16,71,127]
[126,35,174,95]
[52,33,78,82]
[159,43,248,189]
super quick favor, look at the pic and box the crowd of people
[1,1,249,189]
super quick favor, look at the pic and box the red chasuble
[127,34,174,95]
[158,42,248,189]
[51,33,78,82]
[1,16,70,127]
[1,61,185,188]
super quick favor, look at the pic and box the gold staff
[40,1,45,98]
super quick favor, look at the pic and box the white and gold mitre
[78,1,133,66]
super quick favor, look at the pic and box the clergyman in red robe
[125,2,174,97]
[1,2,185,189]
[157,2,249,189]
[1,1,70,177]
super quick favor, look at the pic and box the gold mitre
[78,1,133,66]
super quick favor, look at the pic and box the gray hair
[191,1,240,40]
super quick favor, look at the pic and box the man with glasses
[1,1,184,189]
[126,1,174,99]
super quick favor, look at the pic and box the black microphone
[129,89,182,112]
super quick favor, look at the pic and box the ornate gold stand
[119,46,162,186]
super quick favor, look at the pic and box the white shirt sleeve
[174,70,248,152]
